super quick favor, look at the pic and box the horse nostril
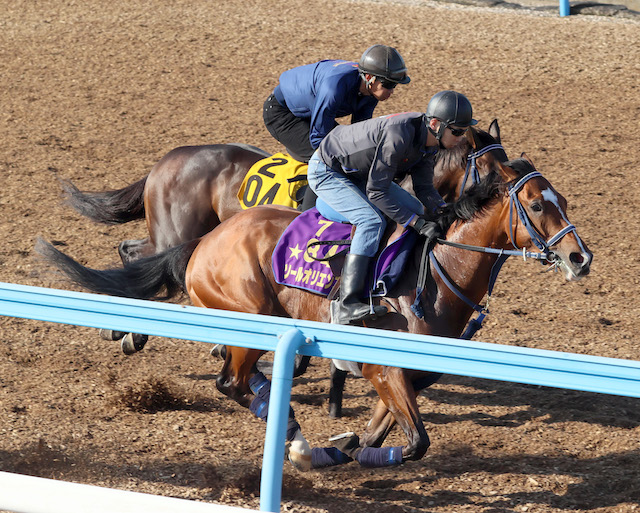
[570,252,584,265]
[570,252,591,275]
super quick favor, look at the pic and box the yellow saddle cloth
[237,152,308,210]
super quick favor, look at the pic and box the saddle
[272,208,417,297]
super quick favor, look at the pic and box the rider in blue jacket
[307,90,478,325]
[263,44,411,210]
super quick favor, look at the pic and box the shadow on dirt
[422,376,640,429]
[2,441,638,511]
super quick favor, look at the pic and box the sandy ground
[1,0,639,512]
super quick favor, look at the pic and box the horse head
[495,155,593,281]
[434,119,508,202]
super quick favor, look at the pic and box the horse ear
[466,126,481,149]
[520,152,535,167]
[496,160,519,182]
[488,119,501,142]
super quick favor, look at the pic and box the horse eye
[530,202,543,213]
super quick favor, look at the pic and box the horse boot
[330,253,387,325]
[329,431,404,468]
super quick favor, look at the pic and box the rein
[305,239,350,262]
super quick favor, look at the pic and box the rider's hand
[412,217,444,243]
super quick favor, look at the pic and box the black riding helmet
[425,90,477,143]
[425,90,477,127]
[358,44,411,85]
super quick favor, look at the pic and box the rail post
[259,328,307,512]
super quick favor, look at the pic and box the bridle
[412,169,579,339]
[507,171,578,260]
[458,143,506,198]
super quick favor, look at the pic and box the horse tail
[60,176,147,225]
[35,237,200,301]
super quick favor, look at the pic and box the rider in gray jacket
[307,90,477,325]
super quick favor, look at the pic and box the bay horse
[60,121,504,349]
[38,155,592,471]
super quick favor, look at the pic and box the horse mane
[436,156,536,231]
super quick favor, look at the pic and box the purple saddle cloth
[272,208,417,297]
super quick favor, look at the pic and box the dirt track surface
[1,1,640,512]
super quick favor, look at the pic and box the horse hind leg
[246,371,312,471]
[106,238,155,354]
[120,333,149,355]
[118,238,156,266]
[99,329,148,354]
[216,349,313,472]
[99,329,127,341]
[328,362,348,418]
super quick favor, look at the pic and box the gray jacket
[316,112,443,225]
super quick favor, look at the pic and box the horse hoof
[210,344,227,359]
[288,431,312,472]
[99,329,126,341]
[121,333,148,355]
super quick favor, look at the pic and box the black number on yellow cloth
[237,153,308,210]
[242,158,287,207]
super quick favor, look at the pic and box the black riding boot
[331,253,387,324]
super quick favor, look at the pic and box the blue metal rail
[1,281,639,511]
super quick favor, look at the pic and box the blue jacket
[275,60,379,149]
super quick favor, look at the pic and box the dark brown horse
[38,156,592,470]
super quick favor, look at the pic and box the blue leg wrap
[355,446,403,467]
[249,397,269,421]
[249,375,300,441]
[311,447,353,469]
[249,372,271,399]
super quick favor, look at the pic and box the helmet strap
[363,73,376,90]
[428,120,447,149]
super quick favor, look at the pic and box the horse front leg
[370,366,430,462]
[216,347,312,471]
[359,398,397,447]
[359,371,442,448]
[338,364,430,465]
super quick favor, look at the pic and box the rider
[263,44,411,210]
[307,90,478,325]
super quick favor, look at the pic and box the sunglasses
[447,126,468,137]
[377,78,398,90]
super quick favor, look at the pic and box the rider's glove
[413,217,444,244]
